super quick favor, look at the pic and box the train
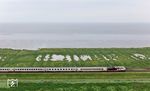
[0,66,126,72]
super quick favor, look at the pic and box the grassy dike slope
[0,48,150,68]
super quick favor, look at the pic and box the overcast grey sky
[0,0,150,23]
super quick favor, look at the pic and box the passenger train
[0,66,126,73]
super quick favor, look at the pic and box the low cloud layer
[0,0,150,23]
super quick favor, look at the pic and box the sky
[0,0,150,23]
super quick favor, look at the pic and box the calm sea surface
[0,23,150,49]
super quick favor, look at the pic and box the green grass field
[1,82,150,91]
[0,72,149,91]
[0,48,150,68]
[0,48,150,91]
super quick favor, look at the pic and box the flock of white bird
[36,54,92,62]
[0,53,149,62]
[0,56,6,61]
[35,53,150,62]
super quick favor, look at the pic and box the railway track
[127,68,150,72]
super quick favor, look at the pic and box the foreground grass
[0,72,149,91]
[1,82,150,91]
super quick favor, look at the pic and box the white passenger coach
[0,66,126,72]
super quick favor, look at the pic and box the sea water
[0,23,150,49]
